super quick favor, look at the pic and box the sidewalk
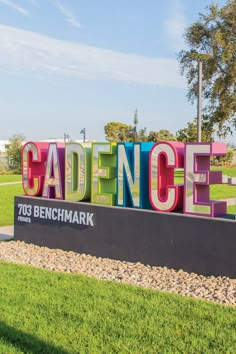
[221,198,236,206]
[0,226,14,241]
[0,182,21,186]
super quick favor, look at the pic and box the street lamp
[64,133,70,143]
[80,128,86,143]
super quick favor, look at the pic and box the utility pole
[197,61,203,143]
[186,52,211,143]
[133,109,138,142]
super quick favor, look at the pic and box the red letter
[149,142,184,212]
[22,142,49,196]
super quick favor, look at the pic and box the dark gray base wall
[14,196,236,278]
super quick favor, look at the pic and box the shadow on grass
[0,320,70,354]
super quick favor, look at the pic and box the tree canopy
[176,119,214,142]
[147,129,176,142]
[5,133,25,173]
[104,122,134,142]
[178,0,236,138]
[104,122,176,143]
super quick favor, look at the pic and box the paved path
[222,175,236,185]
[0,181,19,241]
[0,226,14,241]
[221,198,236,206]
[0,181,21,186]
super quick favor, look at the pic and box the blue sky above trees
[0,0,234,143]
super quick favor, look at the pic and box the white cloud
[53,1,81,29]
[0,24,185,88]
[0,0,29,15]
[165,0,186,52]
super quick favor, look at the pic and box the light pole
[197,60,203,142]
[133,109,138,142]
[187,52,211,142]
[80,128,86,143]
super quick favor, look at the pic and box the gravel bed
[0,241,235,306]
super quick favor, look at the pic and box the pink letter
[184,142,227,217]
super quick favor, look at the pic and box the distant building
[38,138,95,146]
[0,140,9,165]
[0,140,9,153]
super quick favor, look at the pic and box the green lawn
[212,167,236,177]
[0,184,23,226]
[210,184,236,200]
[0,175,21,183]
[0,261,235,353]
[227,205,236,215]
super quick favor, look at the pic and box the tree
[213,149,234,165]
[104,123,176,143]
[136,127,148,142]
[147,129,176,142]
[176,118,214,142]
[104,122,133,142]
[5,133,25,173]
[178,0,236,138]
[227,142,236,149]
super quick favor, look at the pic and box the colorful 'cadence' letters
[22,141,227,218]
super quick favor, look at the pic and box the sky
[0,0,234,143]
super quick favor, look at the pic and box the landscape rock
[0,241,235,306]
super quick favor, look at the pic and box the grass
[0,184,23,226]
[0,175,21,183]
[210,184,236,200]
[0,261,235,353]
[212,167,236,177]
[227,205,236,215]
